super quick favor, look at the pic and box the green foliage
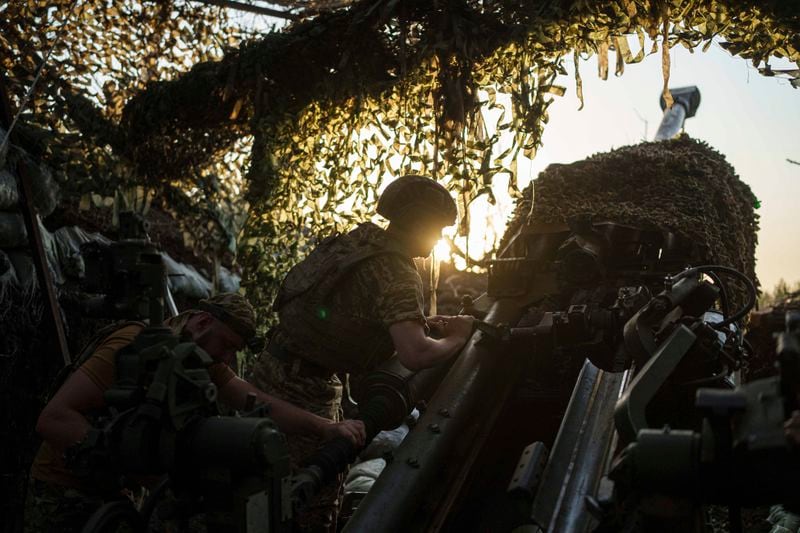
[759,279,800,309]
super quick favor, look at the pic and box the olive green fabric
[252,356,345,532]
[24,479,106,533]
[273,222,425,373]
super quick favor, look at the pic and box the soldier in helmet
[25,293,365,533]
[253,175,475,532]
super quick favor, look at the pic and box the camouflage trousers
[253,354,345,533]
[24,479,106,533]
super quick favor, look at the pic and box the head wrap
[197,292,257,340]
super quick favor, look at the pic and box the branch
[190,0,299,20]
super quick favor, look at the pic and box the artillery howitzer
[596,310,800,533]
[338,87,772,532]
[341,215,756,532]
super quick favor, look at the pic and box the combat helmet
[377,175,457,228]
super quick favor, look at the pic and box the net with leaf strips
[499,136,759,306]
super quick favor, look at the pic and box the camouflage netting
[4,0,797,325]
[500,135,759,303]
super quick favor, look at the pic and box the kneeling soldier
[25,292,365,532]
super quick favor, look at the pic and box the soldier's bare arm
[390,315,474,371]
[217,376,366,445]
[36,369,105,451]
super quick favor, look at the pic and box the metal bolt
[406,457,420,468]
[438,408,451,417]
[428,423,441,434]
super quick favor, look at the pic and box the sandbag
[163,253,213,300]
[38,222,63,285]
[0,211,27,248]
[53,226,111,279]
[218,265,241,293]
[0,249,18,287]
[0,126,7,168]
[5,240,62,290]
[6,249,35,289]
[0,169,19,209]
[1,218,63,287]
[19,155,60,217]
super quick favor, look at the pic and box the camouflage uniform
[769,505,800,533]
[24,293,257,533]
[252,359,346,532]
[24,480,106,533]
[253,222,425,532]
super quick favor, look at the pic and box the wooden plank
[191,0,299,19]
[0,76,71,366]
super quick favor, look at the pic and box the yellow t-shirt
[31,323,235,489]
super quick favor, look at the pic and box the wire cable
[706,270,730,320]
[675,265,757,328]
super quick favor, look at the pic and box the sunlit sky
[239,12,799,292]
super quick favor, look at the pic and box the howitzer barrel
[344,298,528,533]
[654,86,701,141]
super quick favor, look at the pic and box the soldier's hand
[445,315,475,340]
[427,315,475,340]
[426,315,449,335]
[321,419,366,447]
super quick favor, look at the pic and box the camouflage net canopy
[501,135,759,306]
[2,0,797,323]
[1,1,254,264]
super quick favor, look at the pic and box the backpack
[273,224,413,373]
